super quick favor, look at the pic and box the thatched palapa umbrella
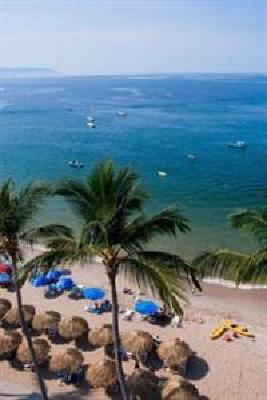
[4,330,22,347]
[88,324,112,347]
[16,338,50,365]
[50,348,84,373]
[158,339,192,371]
[32,313,60,334]
[162,377,199,400]
[0,333,21,358]
[3,305,35,328]
[127,369,160,400]
[0,298,12,319]
[86,359,116,388]
[45,311,61,321]
[121,330,153,354]
[59,316,88,340]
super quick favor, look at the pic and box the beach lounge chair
[171,315,182,328]
[122,309,134,320]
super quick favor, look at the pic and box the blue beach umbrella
[0,273,11,284]
[134,300,159,315]
[82,288,105,300]
[46,269,62,281]
[56,277,74,290]
[31,275,49,287]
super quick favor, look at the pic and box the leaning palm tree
[25,160,200,400]
[0,179,52,400]
[194,193,267,285]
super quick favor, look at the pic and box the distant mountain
[0,67,62,78]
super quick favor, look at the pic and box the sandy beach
[0,245,266,400]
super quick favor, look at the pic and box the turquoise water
[0,74,266,258]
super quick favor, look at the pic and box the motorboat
[117,110,128,117]
[158,171,167,177]
[87,120,96,128]
[228,140,246,149]
[68,160,84,169]
[87,116,96,123]
[187,154,198,160]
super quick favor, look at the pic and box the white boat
[228,140,246,149]
[117,110,128,117]
[68,160,84,169]
[187,154,197,160]
[87,116,96,123]
[158,171,167,177]
[87,121,96,128]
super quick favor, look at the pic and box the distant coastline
[0,67,61,78]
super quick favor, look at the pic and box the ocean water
[0,74,266,258]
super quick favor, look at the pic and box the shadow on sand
[186,355,209,380]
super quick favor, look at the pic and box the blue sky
[0,0,266,75]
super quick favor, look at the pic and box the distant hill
[0,67,62,78]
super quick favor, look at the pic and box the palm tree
[0,179,51,400]
[26,160,200,400]
[194,193,267,285]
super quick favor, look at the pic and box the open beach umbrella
[32,313,60,334]
[59,316,88,340]
[0,264,11,274]
[31,275,49,287]
[121,330,153,354]
[127,369,160,400]
[0,298,12,319]
[158,339,192,370]
[135,300,159,315]
[3,305,36,328]
[17,338,50,365]
[86,359,116,388]
[0,274,11,284]
[162,377,200,400]
[45,310,61,321]
[46,269,62,282]
[88,324,113,347]
[0,334,18,358]
[50,347,84,373]
[82,287,105,300]
[56,277,74,290]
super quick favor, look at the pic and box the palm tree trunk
[11,254,48,400]
[109,274,129,400]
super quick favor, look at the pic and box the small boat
[187,154,197,160]
[158,171,167,177]
[228,140,246,149]
[87,121,96,128]
[68,160,84,169]
[117,110,128,117]
[87,116,96,123]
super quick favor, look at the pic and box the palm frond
[120,257,186,315]
[230,208,267,245]
[20,224,73,242]
[121,207,190,252]
[193,248,267,285]
[136,251,201,291]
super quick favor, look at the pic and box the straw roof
[3,305,36,328]
[50,348,84,373]
[88,324,113,347]
[158,339,192,368]
[162,378,199,400]
[16,338,50,364]
[121,330,153,354]
[45,311,61,321]
[127,370,160,400]
[0,299,12,319]
[4,330,22,347]
[32,313,59,334]
[0,334,19,357]
[59,316,88,340]
[86,359,116,388]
